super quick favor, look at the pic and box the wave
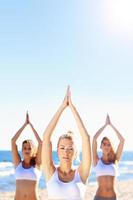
[0,162,14,177]
[0,151,133,192]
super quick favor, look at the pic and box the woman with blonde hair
[42,87,91,200]
[11,112,42,200]
[92,115,125,200]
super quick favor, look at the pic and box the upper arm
[35,141,42,168]
[41,139,55,181]
[115,139,125,162]
[78,134,91,183]
[92,137,99,166]
[11,139,21,167]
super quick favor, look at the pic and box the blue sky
[0,0,133,150]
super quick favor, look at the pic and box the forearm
[11,123,26,143]
[29,123,42,144]
[43,105,65,141]
[70,104,91,165]
[93,124,106,140]
[111,123,125,142]
[70,104,88,138]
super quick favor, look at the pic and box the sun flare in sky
[103,0,133,38]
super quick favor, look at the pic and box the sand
[0,180,133,200]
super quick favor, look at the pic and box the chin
[24,154,30,158]
[62,158,71,163]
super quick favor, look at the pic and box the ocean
[0,150,133,192]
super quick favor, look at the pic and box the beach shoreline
[1,179,133,200]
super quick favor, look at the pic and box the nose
[64,148,69,153]
[64,148,70,155]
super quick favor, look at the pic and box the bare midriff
[96,176,116,198]
[15,180,38,200]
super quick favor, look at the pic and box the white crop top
[46,168,86,200]
[94,159,117,177]
[15,162,41,181]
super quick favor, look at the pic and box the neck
[59,163,73,174]
[102,154,109,161]
[23,159,31,166]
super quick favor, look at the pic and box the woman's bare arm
[42,89,68,181]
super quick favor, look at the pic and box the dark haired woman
[11,112,42,200]
[92,115,125,200]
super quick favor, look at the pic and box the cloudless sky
[0,0,133,150]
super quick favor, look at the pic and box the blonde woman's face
[57,138,76,163]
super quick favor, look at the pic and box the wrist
[24,122,27,126]
[59,104,66,112]
[70,103,75,110]
[93,136,98,140]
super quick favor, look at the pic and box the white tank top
[94,159,117,177]
[15,162,41,181]
[46,168,86,200]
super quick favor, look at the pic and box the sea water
[0,150,133,192]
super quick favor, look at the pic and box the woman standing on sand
[92,115,125,200]
[11,112,42,200]
[42,87,91,200]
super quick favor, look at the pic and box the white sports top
[94,159,117,177]
[46,168,86,200]
[15,162,41,181]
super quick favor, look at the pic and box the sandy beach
[0,180,133,200]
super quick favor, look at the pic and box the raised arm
[11,113,29,167]
[68,88,91,184]
[109,115,125,162]
[28,113,42,167]
[42,89,68,181]
[92,116,108,166]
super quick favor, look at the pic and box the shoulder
[93,156,100,167]
[14,161,22,169]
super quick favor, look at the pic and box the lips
[25,152,30,155]
[63,157,69,160]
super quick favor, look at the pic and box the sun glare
[103,0,133,38]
